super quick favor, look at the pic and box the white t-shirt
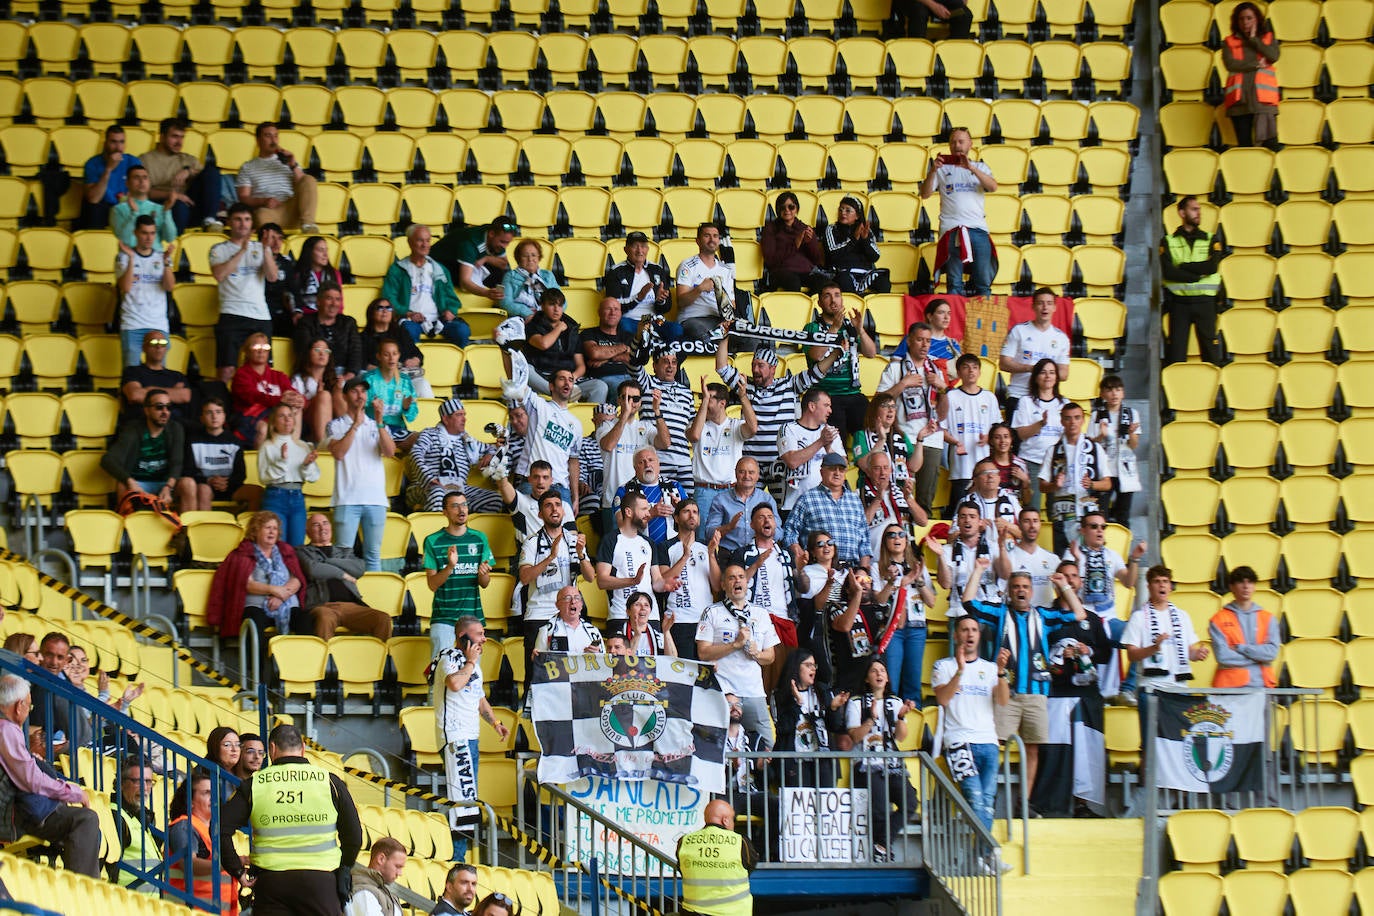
[942,387,1001,480]
[598,417,658,499]
[659,538,713,625]
[209,239,270,320]
[878,356,944,450]
[116,249,170,332]
[1009,395,1069,465]
[519,525,586,622]
[933,160,994,233]
[433,646,484,743]
[325,415,388,506]
[872,563,933,627]
[931,656,1000,746]
[695,601,778,698]
[1000,322,1071,399]
[1120,603,1199,690]
[620,263,659,321]
[778,421,843,511]
[533,615,605,655]
[395,257,439,324]
[675,255,736,321]
[523,393,582,489]
[1006,543,1060,609]
[597,529,656,620]
[693,417,747,487]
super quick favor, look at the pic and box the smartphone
[459,634,474,652]
[944,152,968,168]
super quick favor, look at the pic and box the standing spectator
[999,289,1071,407]
[804,284,878,445]
[921,128,998,299]
[298,513,393,641]
[635,348,696,491]
[231,332,303,447]
[290,336,342,445]
[1091,375,1142,525]
[1066,512,1144,699]
[525,288,605,404]
[80,125,141,230]
[595,491,666,622]
[289,236,344,321]
[517,492,593,659]
[716,338,839,503]
[406,399,502,513]
[778,389,844,514]
[703,457,778,555]
[819,561,880,692]
[496,459,570,550]
[728,504,798,673]
[1222,3,1280,147]
[612,449,687,545]
[942,353,1002,516]
[853,393,919,501]
[604,232,675,334]
[140,117,223,233]
[295,284,364,382]
[211,203,278,384]
[115,219,176,367]
[1160,196,1222,366]
[361,339,419,451]
[822,197,888,294]
[925,298,962,374]
[382,225,471,348]
[431,219,517,311]
[581,298,642,399]
[260,223,296,336]
[345,838,405,916]
[872,525,936,704]
[1040,403,1111,554]
[121,331,192,422]
[1121,567,1211,759]
[432,864,478,916]
[987,423,1031,506]
[774,650,849,789]
[259,404,321,547]
[166,768,240,915]
[1208,565,1279,688]
[110,165,178,248]
[687,376,758,527]
[779,452,872,569]
[844,659,919,862]
[860,451,925,560]
[657,499,721,660]
[423,493,495,653]
[958,457,1022,531]
[932,616,1010,874]
[101,389,196,513]
[188,398,256,512]
[934,503,1011,607]
[236,122,318,231]
[1005,507,1060,609]
[1010,359,1069,511]
[502,350,583,509]
[762,191,827,293]
[621,592,677,656]
[675,223,738,342]
[500,239,559,319]
[697,565,780,748]
[880,322,946,515]
[531,586,605,658]
[326,377,397,571]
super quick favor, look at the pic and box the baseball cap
[343,377,370,393]
[625,231,650,246]
[820,452,848,468]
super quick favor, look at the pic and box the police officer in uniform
[1160,195,1222,366]
[219,724,364,916]
[676,799,754,916]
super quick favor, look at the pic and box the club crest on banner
[1180,701,1236,785]
[600,672,670,750]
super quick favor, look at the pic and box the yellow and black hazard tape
[0,547,245,692]
[301,735,669,916]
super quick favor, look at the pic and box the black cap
[625,231,650,245]
[343,377,370,394]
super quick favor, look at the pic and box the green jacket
[380,257,463,318]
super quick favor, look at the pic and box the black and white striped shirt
[718,362,829,494]
[635,366,696,482]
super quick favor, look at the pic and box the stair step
[996,819,1144,916]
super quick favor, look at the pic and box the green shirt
[135,430,170,481]
[803,319,862,396]
[422,528,495,624]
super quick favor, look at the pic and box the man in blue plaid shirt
[779,452,872,570]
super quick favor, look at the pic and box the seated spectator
[892,0,974,38]
[761,191,827,293]
[381,225,471,347]
[121,331,192,423]
[773,650,849,789]
[525,288,606,404]
[110,755,161,888]
[604,232,676,336]
[236,122,318,232]
[111,165,178,249]
[779,452,872,570]
[853,392,919,498]
[0,674,99,877]
[531,586,604,658]
[66,644,142,750]
[294,284,364,382]
[432,863,478,916]
[921,129,998,299]
[3,635,38,665]
[361,339,420,451]
[188,398,258,512]
[116,217,177,369]
[843,659,918,861]
[80,125,141,231]
[872,525,936,704]
[581,298,642,402]
[101,389,196,513]
[1000,289,1071,409]
[140,117,224,233]
[1091,374,1142,525]
[205,512,308,665]
[822,197,889,294]
[1208,565,1278,689]
[987,422,1031,508]
[258,403,320,547]
[260,223,296,337]
[431,219,516,309]
[211,203,278,384]
[290,336,342,445]
[805,283,878,446]
[406,398,502,513]
[619,591,677,656]
[675,223,739,342]
[346,836,406,916]
[231,333,302,447]
[298,513,394,640]
[289,236,344,321]
[473,893,517,916]
[166,767,240,915]
[500,239,560,318]
[1012,357,1073,507]
[360,298,427,387]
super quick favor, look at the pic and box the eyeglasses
[241,748,266,757]
[221,741,241,749]
[780,202,798,211]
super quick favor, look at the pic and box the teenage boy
[1091,375,1142,525]
[942,353,1001,517]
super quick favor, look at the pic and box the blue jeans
[402,317,471,347]
[944,227,995,298]
[594,373,637,402]
[262,488,306,547]
[886,625,927,706]
[168,162,224,231]
[122,328,163,367]
[957,742,1001,836]
[431,621,456,660]
[693,487,724,535]
[333,504,387,571]
[1107,617,1137,691]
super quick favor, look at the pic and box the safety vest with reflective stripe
[117,805,156,888]
[677,826,752,916]
[1222,33,1279,110]
[1163,232,1221,297]
[248,763,340,872]
[168,813,239,915]
[1211,607,1277,688]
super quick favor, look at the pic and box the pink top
[0,717,85,803]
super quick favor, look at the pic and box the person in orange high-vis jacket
[1222,2,1280,147]
[1208,566,1280,688]
[167,768,240,915]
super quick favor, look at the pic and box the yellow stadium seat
[27,22,80,76]
[1161,478,1220,530]
[1267,0,1321,41]
[540,34,591,90]
[1232,807,1296,871]
[336,29,387,85]
[1274,41,1324,99]
[1160,46,1218,102]
[1159,533,1221,586]
[587,35,639,90]
[1222,870,1288,916]
[1274,99,1327,147]
[435,32,488,87]
[1159,101,1220,150]
[1288,868,1354,915]
[329,636,388,703]
[19,77,75,130]
[1166,810,1231,874]
[282,28,337,82]
[269,634,329,699]
[1323,0,1374,40]
[736,36,788,92]
[1159,872,1224,916]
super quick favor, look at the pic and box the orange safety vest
[1222,34,1279,109]
[1210,607,1276,688]
[168,814,239,916]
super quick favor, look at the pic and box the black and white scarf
[1144,602,1193,681]
[1047,435,1103,522]
[898,354,940,423]
[1092,403,1140,492]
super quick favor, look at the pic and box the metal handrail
[918,750,1002,916]
[1000,733,1031,874]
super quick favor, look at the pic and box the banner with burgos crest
[531,654,730,795]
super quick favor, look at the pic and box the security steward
[675,799,755,916]
[218,724,364,916]
[1159,194,1222,367]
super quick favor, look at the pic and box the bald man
[676,799,754,916]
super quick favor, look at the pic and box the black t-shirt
[525,314,582,378]
[120,365,190,423]
[186,428,247,490]
[579,325,637,379]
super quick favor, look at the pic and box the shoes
[872,844,891,863]
[201,217,224,231]
[1110,689,1138,708]
[980,853,1013,875]
[301,222,319,233]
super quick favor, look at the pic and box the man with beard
[1005,507,1060,610]
[936,503,1012,610]
[657,499,721,660]
[612,448,687,545]
[432,863,478,916]
[518,492,594,670]
[598,381,670,528]
[595,491,668,623]
[860,451,927,561]
[804,283,878,445]
[697,565,780,750]
[778,389,844,515]
[406,398,502,512]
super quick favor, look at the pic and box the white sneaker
[301,222,320,233]
[201,217,224,231]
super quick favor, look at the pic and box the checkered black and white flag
[531,654,729,795]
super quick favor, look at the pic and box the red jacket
[205,539,306,638]
[230,364,292,421]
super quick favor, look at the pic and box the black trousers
[251,869,344,916]
[893,0,973,38]
[1164,292,1219,365]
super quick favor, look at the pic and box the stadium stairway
[996,818,1143,916]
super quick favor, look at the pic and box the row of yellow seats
[1172,303,1374,363]
[1161,145,1374,202]
[1167,805,1374,875]
[1164,474,1374,532]
[1162,415,1374,477]
[1160,529,1374,588]
[1161,42,1374,100]
[1174,251,1374,306]
[1162,360,1374,415]
[1159,0,1372,46]
[1161,868,1370,916]
[0,608,141,675]
[0,850,195,916]
[1169,583,1374,641]
[1159,98,1374,150]
[1165,199,1374,254]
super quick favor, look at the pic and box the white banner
[565,775,708,877]
[779,787,871,863]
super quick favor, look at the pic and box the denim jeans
[168,161,224,231]
[886,625,927,706]
[121,328,162,367]
[333,504,387,571]
[693,487,724,535]
[402,317,471,347]
[957,742,1001,836]
[1107,617,1137,691]
[944,227,995,298]
[262,487,306,547]
[431,621,456,660]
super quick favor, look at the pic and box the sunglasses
[625,395,642,403]
[491,893,517,907]
[251,344,272,351]
[148,403,172,411]
[146,339,169,347]
[376,304,393,310]
[814,540,834,548]
[885,531,907,539]
[1083,523,1106,530]
[780,202,798,211]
